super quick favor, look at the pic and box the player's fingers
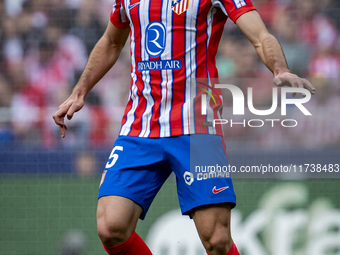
[273,77,283,87]
[58,125,68,138]
[66,101,84,120]
[52,111,68,137]
[290,78,303,88]
[291,79,305,97]
[52,108,66,126]
[301,78,316,94]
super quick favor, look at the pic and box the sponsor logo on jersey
[137,59,182,71]
[128,2,140,10]
[183,171,194,186]
[172,0,189,15]
[145,21,166,57]
[212,186,229,194]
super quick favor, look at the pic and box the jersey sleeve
[212,0,256,23]
[110,0,130,29]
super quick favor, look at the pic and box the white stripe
[182,0,200,134]
[206,7,216,135]
[175,4,179,13]
[120,4,127,23]
[120,82,139,135]
[159,0,173,137]
[206,88,216,134]
[182,2,192,135]
[139,0,153,137]
[184,0,188,11]
[211,0,229,16]
[217,94,224,136]
[179,0,184,14]
[120,0,138,135]
[112,1,118,19]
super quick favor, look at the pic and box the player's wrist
[71,86,87,101]
[273,67,291,77]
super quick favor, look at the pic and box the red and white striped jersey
[110,0,255,137]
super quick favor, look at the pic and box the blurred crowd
[0,0,339,149]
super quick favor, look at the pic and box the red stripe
[207,9,225,80]
[127,4,144,136]
[120,79,134,129]
[193,0,210,134]
[120,29,135,130]
[195,2,209,79]
[169,9,186,136]
[128,81,146,136]
[110,0,130,29]
[148,0,163,137]
[209,9,226,136]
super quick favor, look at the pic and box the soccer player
[53,0,315,254]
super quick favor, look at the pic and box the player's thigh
[97,195,143,240]
[167,134,236,215]
[191,203,232,243]
[99,136,171,220]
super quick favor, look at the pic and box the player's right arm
[52,22,130,138]
[235,10,315,95]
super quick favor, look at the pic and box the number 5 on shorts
[105,146,123,168]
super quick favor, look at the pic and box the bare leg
[191,203,234,255]
[96,195,143,247]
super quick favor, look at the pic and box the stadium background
[0,0,340,254]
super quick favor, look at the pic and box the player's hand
[52,94,84,138]
[273,72,315,97]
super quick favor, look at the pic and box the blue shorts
[98,134,236,219]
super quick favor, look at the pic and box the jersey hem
[181,198,236,217]
[229,6,257,23]
[110,12,130,29]
[119,127,224,137]
[98,193,148,220]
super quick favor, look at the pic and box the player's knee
[200,224,232,253]
[97,215,131,246]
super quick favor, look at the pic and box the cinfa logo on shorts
[183,171,194,186]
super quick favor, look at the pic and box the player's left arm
[235,10,315,95]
